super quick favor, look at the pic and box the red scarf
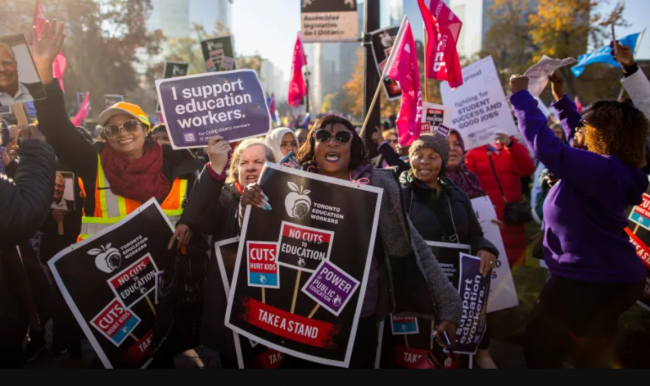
[101,141,171,203]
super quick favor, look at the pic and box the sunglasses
[314,129,352,144]
[387,139,398,144]
[102,119,141,139]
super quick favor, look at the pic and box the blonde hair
[382,129,398,141]
[226,139,275,184]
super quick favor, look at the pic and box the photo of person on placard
[0,34,46,106]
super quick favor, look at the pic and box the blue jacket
[511,90,648,283]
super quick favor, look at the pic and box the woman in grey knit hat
[400,134,499,369]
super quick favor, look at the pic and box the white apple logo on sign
[285,182,311,220]
[88,243,122,273]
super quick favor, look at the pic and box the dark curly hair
[297,115,368,170]
[583,100,649,167]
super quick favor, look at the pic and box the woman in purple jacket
[509,74,649,368]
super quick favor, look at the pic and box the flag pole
[359,71,386,139]
[360,17,408,139]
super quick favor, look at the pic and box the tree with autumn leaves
[341,41,441,121]
[482,0,629,101]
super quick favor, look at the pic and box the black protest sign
[369,26,402,100]
[104,94,124,109]
[455,253,490,355]
[301,0,358,43]
[380,241,470,368]
[201,36,237,73]
[624,178,650,311]
[156,62,190,113]
[428,241,471,291]
[215,238,286,369]
[48,199,174,368]
[224,163,382,367]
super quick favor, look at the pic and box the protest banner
[369,26,402,101]
[440,56,518,151]
[301,0,359,43]
[53,171,76,235]
[156,62,190,113]
[455,253,490,355]
[471,196,519,313]
[421,102,453,136]
[48,199,174,368]
[156,69,271,149]
[200,36,237,73]
[523,56,576,97]
[0,34,46,107]
[624,177,650,312]
[104,94,125,109]
[215,238,286,369]
[379,241,469,368]
[224,163,382,367]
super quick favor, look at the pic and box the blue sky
[232,0,650,80]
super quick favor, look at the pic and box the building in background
[449,0,538,59]
[259,58,286,102]
[149,0,233,39]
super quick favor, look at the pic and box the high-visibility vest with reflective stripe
[79,154,187,239]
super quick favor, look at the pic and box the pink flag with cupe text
[31,0,67,91]
[417,0,463,88]
[71,93,89,126]
[287,33,308,108]
[385,17,423,147]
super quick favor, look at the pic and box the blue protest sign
[571,32,642,77]
[155,69,271,149]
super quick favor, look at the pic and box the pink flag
[31,0,67,91]
[574,96,583,114]
[287,33,308,107]
[417,0,463,88]
[71,93,89,126]
[385,18,422,147]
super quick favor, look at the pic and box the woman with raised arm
[510,74,649,369]
[30,20,200,246]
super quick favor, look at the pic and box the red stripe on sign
[392,345,430,369]
[241,297,339,349]
[625,228,650,270]
[282,224,332,243]
[256,349,284,369]
[124,329,152,366]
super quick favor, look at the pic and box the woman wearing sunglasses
[510,74,649,368]
[30,22,201,243]
[243,115,462,368]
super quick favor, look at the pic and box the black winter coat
[0,140,55,339]
[400,172,498,257]
[180,165,242,359]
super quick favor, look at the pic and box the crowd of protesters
[2,19,650,370]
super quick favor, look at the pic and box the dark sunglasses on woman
[314,129,352,144]
[102,119,141,139]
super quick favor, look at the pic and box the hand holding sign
[242,183,271,211]
[548,72,564,102]
[30,19,65,85]
[207,136,231,175]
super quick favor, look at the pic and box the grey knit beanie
[409,134,450,170]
